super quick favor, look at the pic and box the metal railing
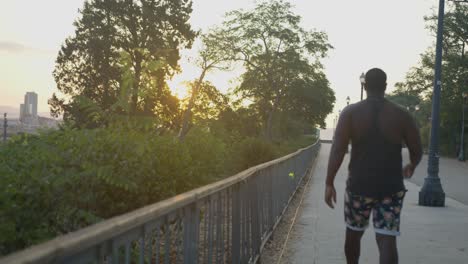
[0,141,320,264]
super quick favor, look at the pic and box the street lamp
[346,96,350,106]
[3,113,7,143]
[419,0,446,207]
[333,109,341,140]
[360,73,366,100]
[458,92,468,161]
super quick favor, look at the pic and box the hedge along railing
[1,141,321,264]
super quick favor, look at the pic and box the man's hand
[325,184,337,209]
[403,164,415,178]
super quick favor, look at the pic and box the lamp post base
[458,153,465,162]
[418,177,445,207]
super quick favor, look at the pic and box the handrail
[1,140,321,264]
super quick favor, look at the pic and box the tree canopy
[50,0,196,127]
[210,0,335,139]
[391,3,467,155]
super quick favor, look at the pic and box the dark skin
[325,84,423,264]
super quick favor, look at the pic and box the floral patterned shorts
[344,190,406,236]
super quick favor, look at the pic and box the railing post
[184,203,198,264]
[250,177,261,258]
[231,184,241,264]
[269,166,275,226]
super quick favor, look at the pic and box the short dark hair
[365,68,387,92]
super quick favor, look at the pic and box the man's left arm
[325,108,351,209]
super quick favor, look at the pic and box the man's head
[364,68,387,95]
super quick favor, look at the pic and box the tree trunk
[265,95,280,141]
[178,69,207,140]
[131,52,142,115]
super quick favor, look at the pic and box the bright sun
[167,79,190,100]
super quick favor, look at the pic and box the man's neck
[367,93,385,100]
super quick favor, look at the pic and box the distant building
[19,92,38,122]
[19,104,24,119]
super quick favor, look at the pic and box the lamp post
[419,0,446,207]
[458,92,468,161]
[333,110,341,140]
[346,96,350,106]
[360,73,366,100]
[333,116,336,136]
[3,113,7,143]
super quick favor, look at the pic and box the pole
[333,115,336,139]
[419,0,446,207]
[459,99,466,161]
[3,113,7,143]
[360,84,364,101]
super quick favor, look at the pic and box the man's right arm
[403,112,423,177]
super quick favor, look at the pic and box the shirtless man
[324,68,423,264]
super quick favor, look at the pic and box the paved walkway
[280,143,468,263]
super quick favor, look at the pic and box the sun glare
[167,79,190,100]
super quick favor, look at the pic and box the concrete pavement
[280,143,468,264]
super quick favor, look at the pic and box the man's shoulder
[344,99,410,117]
[383,99,414,126]
[342,100,366,113]
[384,99,411,116]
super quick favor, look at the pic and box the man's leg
[373,191,406,264]
[344,190,373,264]
[345,228,364,264]
[375,233,398,264]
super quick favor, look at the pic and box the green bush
[0,126,228,255]
[0,123,316,256]
[230,138,279,171]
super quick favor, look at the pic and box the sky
[0,0,436,125]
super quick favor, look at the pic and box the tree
[396,3,467,155]
[386,89,421,112]
[212,0,333,140]
[178,34,231,139]
[50,0,196,127]
[177,80,229,138]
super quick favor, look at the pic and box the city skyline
[20,91,38,120]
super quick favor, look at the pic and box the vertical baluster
[247,182,252,261]
[258,172,269,237]
[226,188,231,262]
[112,241,119,264]
[183,204,198,264]
[273,164,278,220]
[155,222,160,264]
[183,206,190,264]
[193,203,200,264]
[216,192,223,263]
[251,177,260,259]
[242,183,248,262]
[231,184,241,264]
[177,212,182,264]
[139,227,145,264]
[258,172,269,236]
[203,200,209,263]
[164,216,170,264]
[124,242,130,264]
[146,224,153,264]
[207,197,214,264]
[268,168,272,229]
